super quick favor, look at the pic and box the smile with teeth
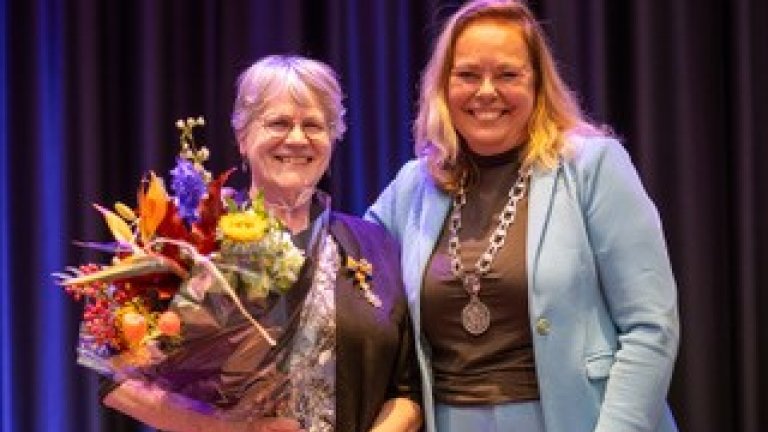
[274,155,314,164]
[468,108,510,121]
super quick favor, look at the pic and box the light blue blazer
[366,136,679,432]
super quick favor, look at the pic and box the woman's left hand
[369,397,422,432]
[245,417,304,432]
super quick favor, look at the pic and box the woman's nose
[284,124,309,143]
[476,76,498,97]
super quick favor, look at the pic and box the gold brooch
[345,255,381,308]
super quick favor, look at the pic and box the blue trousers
[435,400,545,432]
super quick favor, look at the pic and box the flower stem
[149,237,277,346]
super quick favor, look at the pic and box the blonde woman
[367,1,679,431]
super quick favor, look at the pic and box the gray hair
[231,55,347,143]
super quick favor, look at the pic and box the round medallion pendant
[461,295,491,335]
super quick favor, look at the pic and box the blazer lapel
[406,180,450,328]
[527,164,560,294]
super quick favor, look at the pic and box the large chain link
[448,167,531,286]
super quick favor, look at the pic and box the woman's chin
[464,136,524,155]
[260,183,317,207]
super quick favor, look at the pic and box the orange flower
[157,311,182,337]
[120,311,148,346]
[138,172,169,243]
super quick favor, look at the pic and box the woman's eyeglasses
[258,117,330,141]
[449,67,531,89]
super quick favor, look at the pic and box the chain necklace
[448,166,531,335]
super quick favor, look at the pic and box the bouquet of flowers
[56,117,306,417]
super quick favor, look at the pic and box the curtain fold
[731,1,768,430]
[1,0,766,430]
[0,0,11,431]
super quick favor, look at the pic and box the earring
[241,159,249,173]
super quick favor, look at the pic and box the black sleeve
[98,375,123,402]
[388,305,422,403]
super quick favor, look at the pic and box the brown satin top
[421,145,539,405]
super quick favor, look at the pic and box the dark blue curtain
[0,0,9,430]
[1,0,766,431]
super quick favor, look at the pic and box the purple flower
[231,189,250,207]
[170,158,207,223]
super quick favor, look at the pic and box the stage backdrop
[1,0,766,431]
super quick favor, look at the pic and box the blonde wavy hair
[231,55,347,145]
[415,0,601,191]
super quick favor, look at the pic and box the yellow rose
[218,211,268,243]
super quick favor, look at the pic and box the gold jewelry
[345,255,381,307]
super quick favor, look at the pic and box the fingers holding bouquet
[248,418,304,432]
[103,377,304,432]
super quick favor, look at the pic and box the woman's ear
[237,132,248,157]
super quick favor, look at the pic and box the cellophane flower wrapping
[58,118,307,419]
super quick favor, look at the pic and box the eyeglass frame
[448,65,533,90]
[255,115,333,141]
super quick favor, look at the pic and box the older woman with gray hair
[101,55,422,432]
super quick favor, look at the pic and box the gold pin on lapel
[345,255,381,308]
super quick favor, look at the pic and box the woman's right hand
[245,417,303,432]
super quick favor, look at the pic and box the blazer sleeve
[575,138,680,431]
[364,159,423,242]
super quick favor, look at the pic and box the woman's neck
[251,184,314,234]
[269,201,310,234]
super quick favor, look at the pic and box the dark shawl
[330,213,420,431]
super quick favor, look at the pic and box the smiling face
[447,18,535,155]
[239,90,332,205]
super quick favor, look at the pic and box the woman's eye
[268,119,293,131]
[454,70,480,81]
[303,122,324,133]
[497,71,520,81]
